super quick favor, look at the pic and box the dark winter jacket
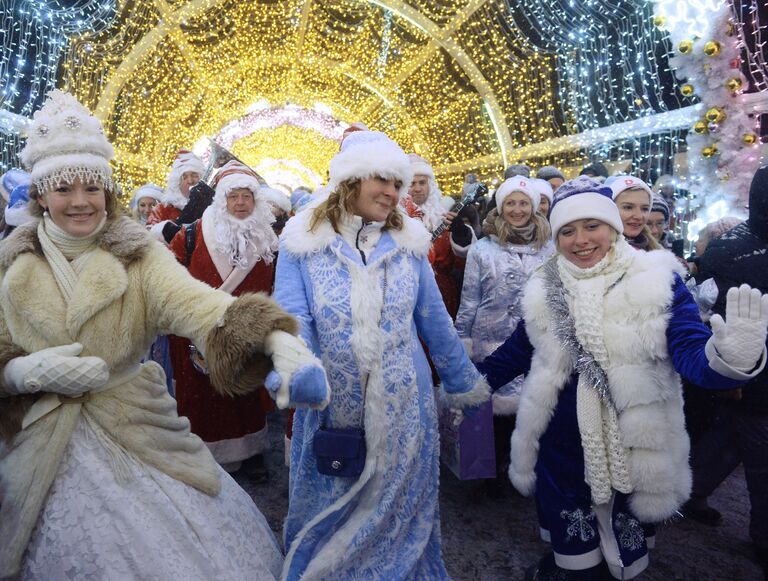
[698,165,768,409]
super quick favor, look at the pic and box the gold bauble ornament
[693,120,709,134]
[652,15,666,28]
[705,107,727,123]
[743,133,758,145]
[702,144,719,158]
[704,41,722,57]
[678,40,694,55]
[681,84,695,97]
[726,77,743,92]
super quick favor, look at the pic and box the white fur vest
[509,250,691,523]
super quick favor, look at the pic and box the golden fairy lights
[57,0,569,193]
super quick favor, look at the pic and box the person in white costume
[0,90,330,580]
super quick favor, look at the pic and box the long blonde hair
[310,178,403,233]
[482,208,551,250]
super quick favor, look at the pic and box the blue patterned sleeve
[413,256,485,400]
[666,274,745,390]
[454,244,481,338]
[476,320,534,390]
[273,247,320,354]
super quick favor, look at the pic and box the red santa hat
[408,153,435,181]
[165,149,205,197]
[213,160,261,201]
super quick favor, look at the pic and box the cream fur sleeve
[0,305,34,442]
[141,241,297,396]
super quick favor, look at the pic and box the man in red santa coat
[402,154,475,318]
[168,159,279,475]
[147,148,206,238]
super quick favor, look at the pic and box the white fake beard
[210,198,278,269]
[416,193,447,232]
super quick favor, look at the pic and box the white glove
[711,284,768,371]
[263,331,330,410]
[3,343,110,397]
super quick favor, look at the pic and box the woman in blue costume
[477,177,768,580]
[274,131,488,580]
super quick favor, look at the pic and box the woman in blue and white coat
[274,131,488,580]
[477,177,768,580]
[456,176,554,416]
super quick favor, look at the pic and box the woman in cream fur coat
[477,177,768,581]
[0,90,329,580]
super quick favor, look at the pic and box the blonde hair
[310,178,403,233]
[482,208,551,250]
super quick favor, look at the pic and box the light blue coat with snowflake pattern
[274,208,488,581]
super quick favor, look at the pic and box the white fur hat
[529,177,554,203]
[328,131,412,197]
[20,90,114,193]
[259,186,292,213]
[606,175,653,204]
[166,149,206,197]
[130,183,163,208]
[549,176,623,236]
[409,153,435,180]
[494,177,540,211]
[214,160,261,201]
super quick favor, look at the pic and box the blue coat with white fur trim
[274,207,487,581]
[479,251,752,521]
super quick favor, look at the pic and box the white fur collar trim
[280,202,431,257]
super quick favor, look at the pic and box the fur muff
[206,293,298,397]
[0,343,32,443]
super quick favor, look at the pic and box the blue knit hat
[549,176,623,236]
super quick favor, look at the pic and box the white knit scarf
[557,238,636,505]
[38,214,107,303]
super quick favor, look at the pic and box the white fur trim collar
[280,202,431,257]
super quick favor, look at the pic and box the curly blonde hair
[310,178,403,233]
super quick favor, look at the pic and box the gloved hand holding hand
[711,284,768,371]
[3,343,110,397]
[264,331,330,410]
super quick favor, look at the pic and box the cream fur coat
[0,217,296,576]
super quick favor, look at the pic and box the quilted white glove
[263,331,330,410]
[3,343,110,397]
[711,284,768,371]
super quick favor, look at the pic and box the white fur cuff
[442,375,491,409]
[492,392,520,416]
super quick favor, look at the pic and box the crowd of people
[0,90,766,581]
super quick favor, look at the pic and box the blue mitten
[264,331,330,410]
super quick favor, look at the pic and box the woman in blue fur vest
[477,177,768,580]
[273,131,488,580]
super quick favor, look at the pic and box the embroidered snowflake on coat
[560,508,596,542]
[614,512,644,551]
